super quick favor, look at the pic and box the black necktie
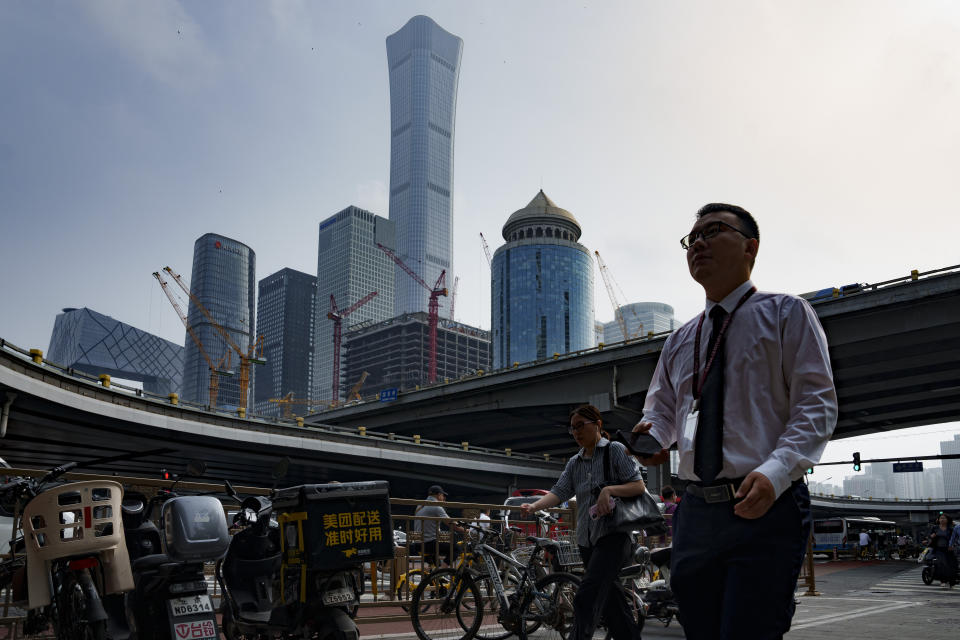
[695,306,727,484]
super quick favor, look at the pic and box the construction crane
[448,276,459,321]
[346,371,369,403]
[594,250,642,342]
[268,392,322,419]
[479,232,493,267]
[153,271,234,407]
[328,291,378,406]
[376,243,447,384]
[163,266,266,411]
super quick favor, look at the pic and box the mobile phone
[613,430,663,457]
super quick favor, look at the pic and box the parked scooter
[620,543,680,628]
[118,460,230,640]
[0,461,134,639]
[217,460,394,640]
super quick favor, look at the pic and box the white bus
[813,517,897,555]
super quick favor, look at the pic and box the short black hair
[661,485,675,500]
[696,203,759,242]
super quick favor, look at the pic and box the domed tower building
[491,191,595,369]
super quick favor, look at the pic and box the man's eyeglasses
[680,221,753,250]
[568,420,595,435]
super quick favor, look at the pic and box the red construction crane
[153,271,233,407]
[164,266,265,412]
[376,243,447,383]
[328,291,378,406]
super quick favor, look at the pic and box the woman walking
[521,404,647,640]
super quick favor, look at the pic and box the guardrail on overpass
[0,342,563,498]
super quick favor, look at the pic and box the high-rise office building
[181,233,256,410]
[342,313,490,399]
[313,207,396,406]
[924,467,945,499]
[941,435,960,498]
[253,269,316,418]
[602,302,677,344]
[490,190,595,369]
[48,307,183,396]
[386,15,463,316]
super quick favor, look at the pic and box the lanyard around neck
[692,287,756,401]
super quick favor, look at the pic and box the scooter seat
[132,553,171,572]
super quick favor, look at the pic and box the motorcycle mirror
[271,457,290,482]
[185,460,207,478]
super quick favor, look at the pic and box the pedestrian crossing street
[870,566,960,598]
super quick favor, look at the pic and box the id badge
[682,408,699,450]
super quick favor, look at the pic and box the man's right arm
[633,336,679,465]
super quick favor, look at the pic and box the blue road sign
[379,388,398,402]
[892,461,923,473]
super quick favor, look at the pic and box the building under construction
[342,313,491,399]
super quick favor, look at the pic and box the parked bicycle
[410,521,580,640]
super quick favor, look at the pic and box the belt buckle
[702,484,733,504]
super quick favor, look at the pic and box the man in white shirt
[634,203,837,640]
[859,531,872,559]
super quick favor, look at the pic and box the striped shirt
[550,438,643,547]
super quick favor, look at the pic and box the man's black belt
[685,477,746,504]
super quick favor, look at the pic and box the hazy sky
[2,1,958,468]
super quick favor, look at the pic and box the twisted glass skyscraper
[386,16,462,315]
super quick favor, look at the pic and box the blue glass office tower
[48,307,183,395]
[386,16,462,315]
[313,207,396,406]
[491,191,595,369]
[181,233,256,410]
[253,269,316,417]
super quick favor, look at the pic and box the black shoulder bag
[593,444,666,535]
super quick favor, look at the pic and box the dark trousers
[671,480,811,640]
[572,532,639,640]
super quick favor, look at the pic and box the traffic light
[160,468,171,481]
[853,452,861,472]
[806,466,815,475]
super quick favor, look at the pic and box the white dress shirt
[643,279,838,499]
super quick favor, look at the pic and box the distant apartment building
[386,15,463,317]
[180,233,256,410]
[941,435,960,498]
[342,313,490,399]
[602,302,677,344]
[253,269,316,418]
[843,473,887,499]
[924,467,945,499]
[313,207,396,406]
[48,307,183,396]
[490,191,595,369]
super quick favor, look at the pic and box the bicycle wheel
[53,569,108,640]
[411,569,483,640]
[517,572,580,640]
[602,581,645,640]
[473,570,530,640]
[398,569,426,612]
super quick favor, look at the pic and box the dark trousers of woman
[572,532,639,640]
[933,548,958,585]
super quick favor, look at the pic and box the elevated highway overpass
[311,266,960,458]
[0,343,561,499]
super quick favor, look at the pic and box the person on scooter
[928,514,958,588]
[521,404,646,640]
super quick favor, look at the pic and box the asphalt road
[634,559,959,639]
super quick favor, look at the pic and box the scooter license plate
[169,595,214,617]
[322,587,355,606]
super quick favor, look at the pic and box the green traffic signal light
[853,452,861,472]
[806,467,814,474]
